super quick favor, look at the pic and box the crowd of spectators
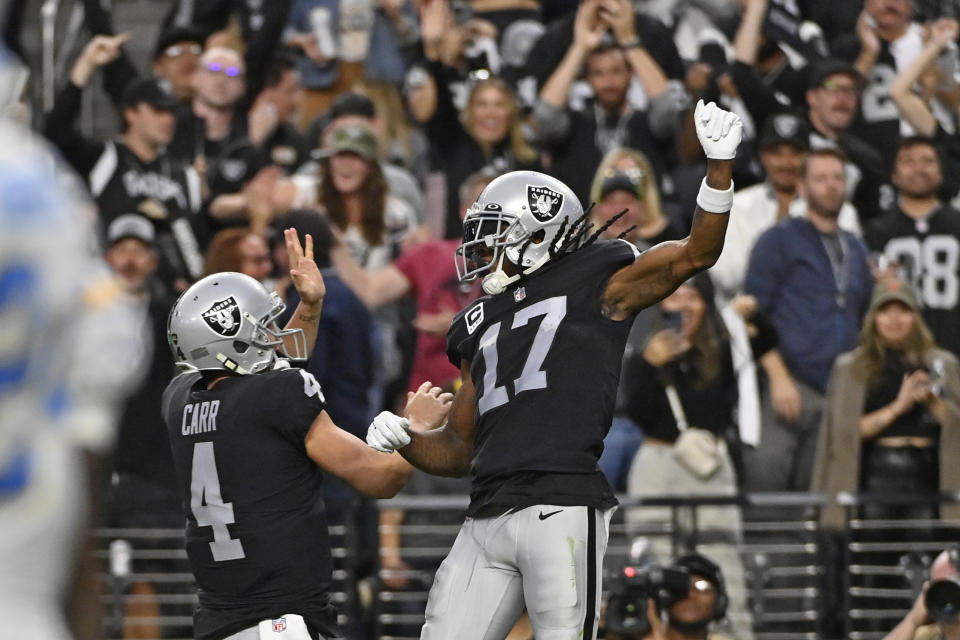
[8,0,960,636]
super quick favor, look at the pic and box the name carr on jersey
[181,400,220,435]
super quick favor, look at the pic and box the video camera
[605,565,691,637]
[926,575,960,622]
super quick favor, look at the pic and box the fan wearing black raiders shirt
[43,34,204,295]
[866,137,960,359]
[364,101,742,640]
[162,247,451,640]
[833,0,923,161]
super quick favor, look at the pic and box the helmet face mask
[455,206,521,282]
[168,273,308,375]
[454,171,584,293]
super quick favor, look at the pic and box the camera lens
[925,578,960,622]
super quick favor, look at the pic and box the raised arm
[367,361,476,477]
[853,10,882,79]
[732,0,768,66]
[281,229,325,357]
[80,0,140,108]
[601,101,741,320]
[889,18,960,137]
[533,1,604,144]
[406,0,450,124]
[538,1,603,109]
[601,0,668,99]
[43,34,129,175]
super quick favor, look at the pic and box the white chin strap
[481,252,520,295]
[482,270,520,295]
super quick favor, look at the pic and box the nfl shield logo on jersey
[201,296,242,337]
[526,185,564,222]
[272,618,286,633]
[513,287,526,302]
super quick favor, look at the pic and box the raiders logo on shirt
[527,185,563,222]
[202,296,242,336]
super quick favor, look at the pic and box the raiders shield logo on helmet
[526,185,564,222]
[202,296,242,336]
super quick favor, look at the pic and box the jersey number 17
[476,295,567,415]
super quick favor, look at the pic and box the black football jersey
[446,240,641,515]
[91,141,205,284]
[834,37,905,160]
[161,368,339,640]
[866,206,960,359]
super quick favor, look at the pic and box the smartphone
[451,0,474,25]
[660,310,683,333]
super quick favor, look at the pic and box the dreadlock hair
[548,217,570,260]
[515,235,534,283]
[584,207,632,246]
[516,202,636,282]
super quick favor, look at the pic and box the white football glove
[694,99,743,160]
[365,411,412,453]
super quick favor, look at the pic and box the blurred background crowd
[4,0,960,638]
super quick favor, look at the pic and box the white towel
[721,305,762,447]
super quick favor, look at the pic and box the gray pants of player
[421,505,614,640]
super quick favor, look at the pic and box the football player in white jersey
[0,49,148,639]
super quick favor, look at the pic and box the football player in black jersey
[162,231,452,640]
[365,100,743,640]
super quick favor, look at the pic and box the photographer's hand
[644,599,667,640]
[882,582,930,640]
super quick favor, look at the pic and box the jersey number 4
[476,295,567,415]
[190,441,245,562]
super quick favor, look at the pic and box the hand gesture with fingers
[573,0,605,52]
[598,0,636,46]
[72,33,131,86]
[857,10,881,56]
[420,0,453,56]
[929,17,960,46]
[895,370,933,410]
[82,33,131,67]
[285,228,325,309]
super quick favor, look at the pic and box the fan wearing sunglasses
[151,28,204,101]
[79,0,204,103]
[167,47,248,182]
